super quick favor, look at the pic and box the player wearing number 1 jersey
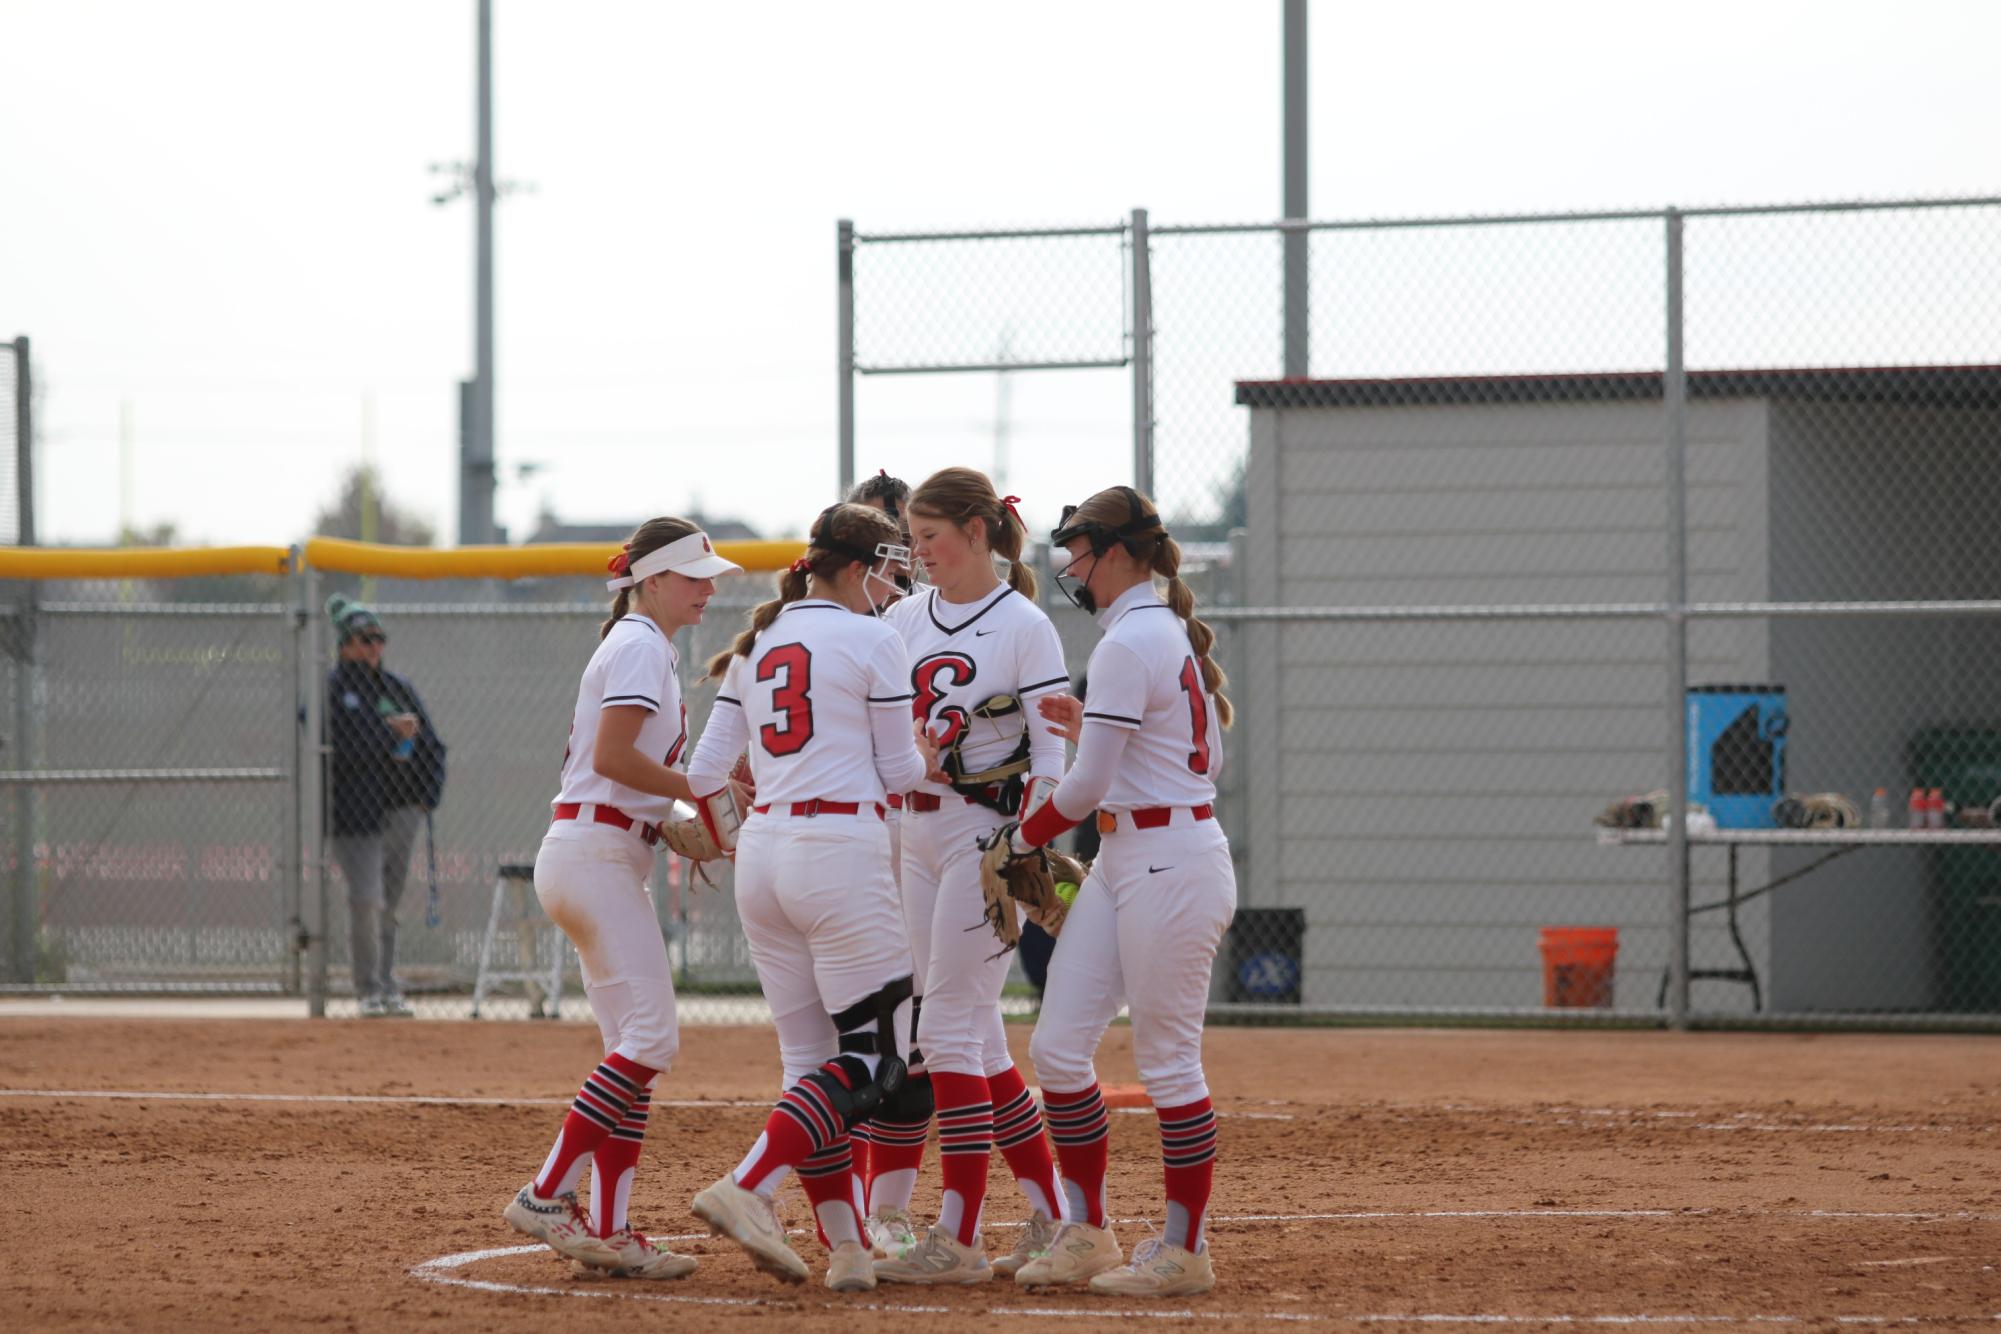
[866,467,1073,1286]
[683,502,938,1294]
[1005,486,1236,1298]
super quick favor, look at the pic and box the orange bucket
[1539,926,1619,1008]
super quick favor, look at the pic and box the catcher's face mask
[863,541,914,615]
[1050,487,1162,614]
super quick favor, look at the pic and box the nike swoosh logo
[975,628,997,636]
[1148,864,1173,874]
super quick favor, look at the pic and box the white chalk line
[411,1235,2001,1325]
[0,1086,1294,1120]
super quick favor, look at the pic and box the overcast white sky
[3,0,1998,548]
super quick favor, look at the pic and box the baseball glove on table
[975,822,1072,956]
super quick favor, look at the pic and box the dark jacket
[325,660,447,836]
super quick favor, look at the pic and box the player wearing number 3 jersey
[1008,486,1236,1298]
[503,517,742,1282]
[863,466,1072,1285]
[683,502,938,1293]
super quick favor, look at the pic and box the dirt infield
[3,1016,1998,1330]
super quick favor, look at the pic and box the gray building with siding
[1234,366,2001,1015]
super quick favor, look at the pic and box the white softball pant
[533,821,680,1071]
[1028,820,1237,1107]
[898,798,1016,1078]
[734,809,915,1084]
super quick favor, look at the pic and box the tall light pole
[432,1,500,546]
[1282,0,1308,379]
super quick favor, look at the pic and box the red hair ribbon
[1000,495,1023,526]
[789,556,814,575]
[607,549,631,575]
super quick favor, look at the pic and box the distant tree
[313,465,435,547]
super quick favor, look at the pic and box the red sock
[734,1061,852,1195]
[847,1122,873,1220]
[932,1071,993,1245]
[863,1074,930,1212]
[588,1092,649,1236]
[1041,1082,1110,1228]
[533,1053,656,1203]
[798,1139,864,1249]
[988,1065,1063,1220]
[1157,1097,1218,1252]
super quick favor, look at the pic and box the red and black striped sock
[1041,1082,1110,1228]
[733,1061,854,1196]
[1157,1097,1218,1252]
[588,1092,650,1236]
[798,1139,864,1249]
[932,1071,994,1245]
[533,1053,656,1203]
[988,1064,1063,1220]
[862,1075,930,1214]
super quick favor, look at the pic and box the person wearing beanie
[324,594,447,1017]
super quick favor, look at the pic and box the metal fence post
[1130,207,1154,494]
[838,219,857,499]
[1663,208,1691,1030]
[9,336,36,983]
[302,564,328,1016]
[283,546,305,996]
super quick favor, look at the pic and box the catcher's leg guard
[826,975,914,1126]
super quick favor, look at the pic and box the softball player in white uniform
[867,466,1073,1286]
[1005,486,1236,1298]
[503,517,742,1281]
[684,502,939,1294]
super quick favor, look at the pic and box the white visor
[606,530,742,590]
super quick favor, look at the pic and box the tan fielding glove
[975,822,1069,956]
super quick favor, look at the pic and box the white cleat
[991,1212,1061,1278]
[1087,1237,1215,1297]
[690,1174,810,1284]
[871,1223,993,1285]
[825,1239,877,1292]
[503,1183,621,1268]
[866,1206,918,1260]
[1013,1220,1123,1288]
[585,1227,698,1280]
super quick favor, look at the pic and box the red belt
[1097,803,1214,834]
[753,799,887,820]
[902,785,1005,813]
[886,794,903,810]
[553,802,661,847]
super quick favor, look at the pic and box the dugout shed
[1234,366,2001,1015]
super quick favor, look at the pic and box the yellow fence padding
[0,545,294,580]
[0,538,805,583]
[302,536,804,580]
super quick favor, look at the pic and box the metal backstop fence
[842,195,2001,1029]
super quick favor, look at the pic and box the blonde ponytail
[1153,535,1233,728]
[993,505,1038,601]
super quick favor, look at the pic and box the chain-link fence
[844,195,2001,1029]
[1,571,296,993]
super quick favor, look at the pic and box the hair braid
[1152,534,1233,729]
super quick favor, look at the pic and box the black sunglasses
[353,632,386,645]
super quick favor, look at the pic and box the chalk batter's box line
[0,1087,1296,1119]
[410,1240,2001,1326]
